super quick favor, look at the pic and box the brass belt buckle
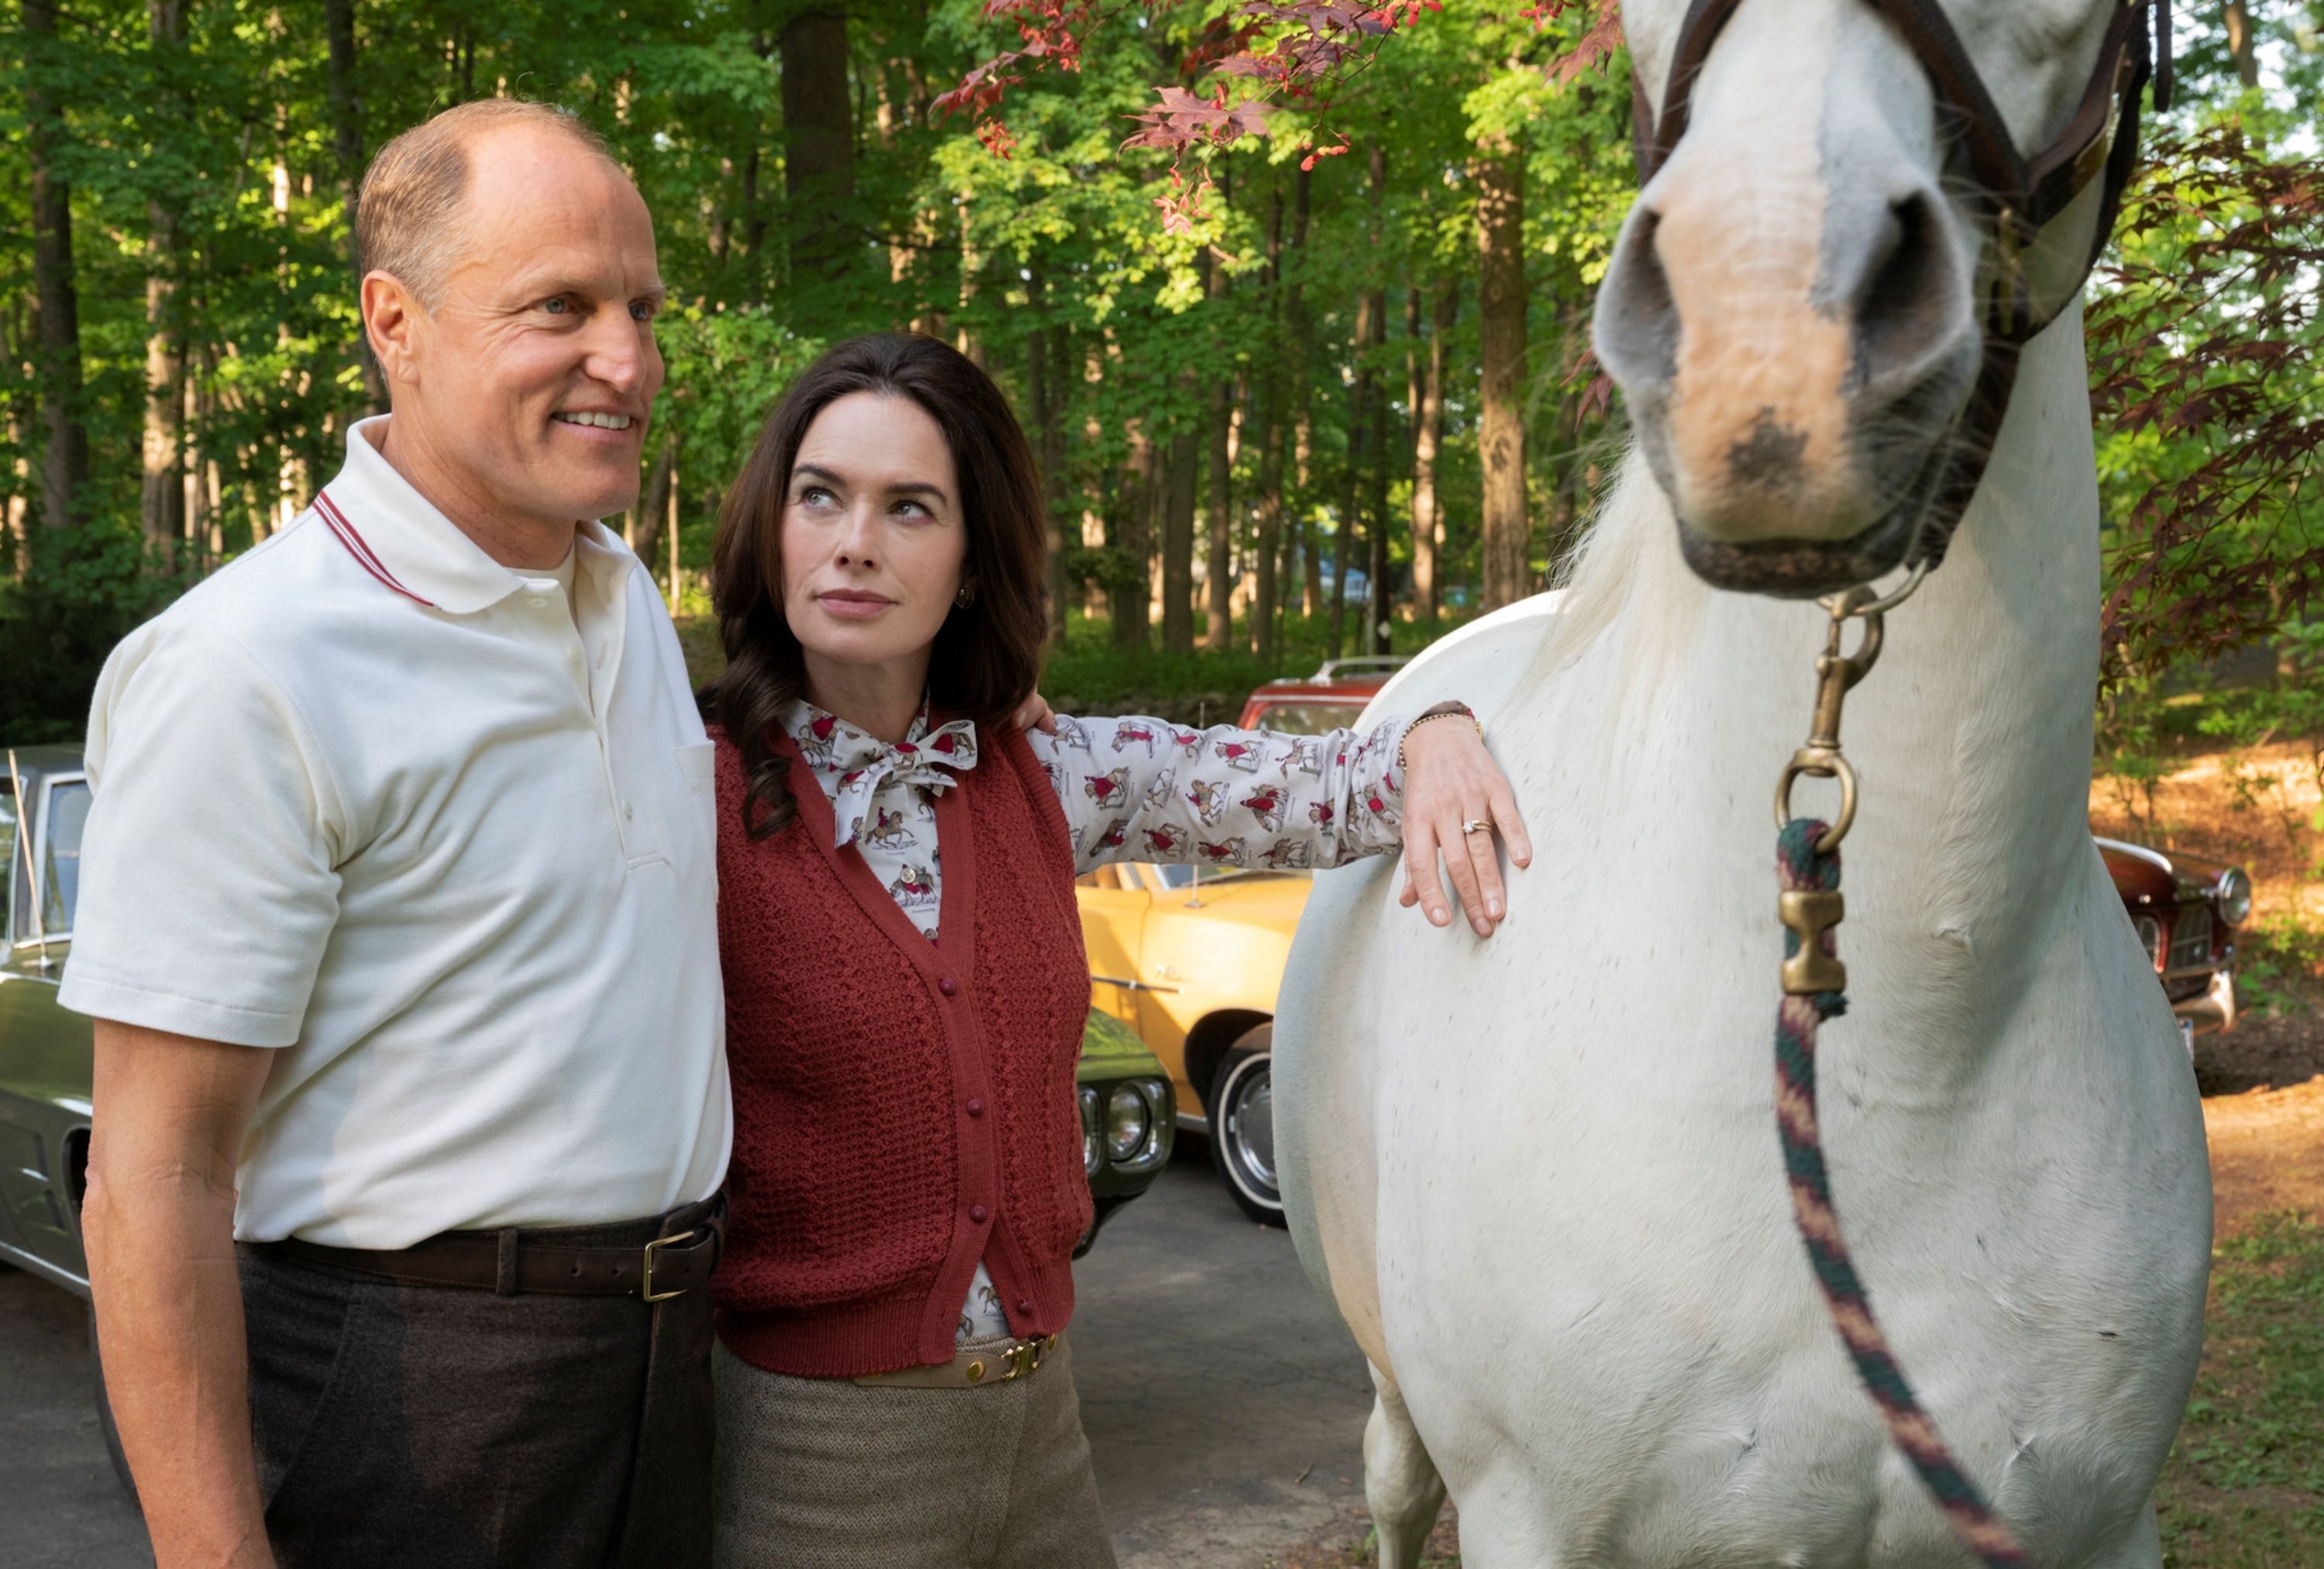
[641,1228,700,1303]
[999,1335,1048,1381]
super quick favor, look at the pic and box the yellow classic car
[1076,859,1308,1224]
[1071,661,1404,1226]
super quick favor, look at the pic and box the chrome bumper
[2171,968,2239,1036]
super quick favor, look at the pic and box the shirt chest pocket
[611,740,717,870]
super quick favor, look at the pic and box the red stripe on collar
[314,489,437,609]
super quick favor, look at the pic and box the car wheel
[1208,1031,1284,1227]
[88,1303,139,1507]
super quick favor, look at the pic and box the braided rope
[1776,818,2029,1568]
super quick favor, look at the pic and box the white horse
[1275,2,2212,1564]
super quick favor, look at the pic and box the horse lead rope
[1772,578,2029,1569]
[1776,822,2029,1567]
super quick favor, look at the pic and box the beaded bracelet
[1395,701,1480,773]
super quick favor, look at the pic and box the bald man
[67,101,725,1569]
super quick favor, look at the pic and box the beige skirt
[711,1334,1118,1569]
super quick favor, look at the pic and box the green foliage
[0,0,1643,740]
[2090,22,2324,699]
[2232,912,2324,1018]
[0,0,2315,788]
[1040,606,1463,723]
[2157,1213,2324,1568]
[0,523,180,742]
[2194,623,2324,819]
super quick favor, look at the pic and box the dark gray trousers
[238,1209,713,1569]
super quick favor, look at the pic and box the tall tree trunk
[1411,281,1455,623]
[1298,410,1321,617]
[782,9,856,288]
[1250,177,1287,660]
[1364,334,1389,653]
[1334,289,1377,660]
[1079,339,1107,616]
[1051,319,1076,612]
[957,197,985,368]
[270,122,301,537]
[142,227,185,550]
[1027,275,1069,648]
[1284,164,1322,627]
[1204,373,1234,647]
[1330,283,1362,655]
[1110,420,1155,651]
[1160,387,1198,654]
[182,371,207,561]
[631,434,676,572]
[1252,403,1287,661]
[1476,134,1528,611]
[24,0,88,535]
[196,342,222,557]
[1404,287,1426,623]
[1202,256,1235,649]
[738,29,775,270]
[1363,142,1391,654]
[1145,437,1167,633]
[323,0,385,410]
[2223,1,2259,87]
[143,0,188,551]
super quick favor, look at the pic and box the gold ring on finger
[1461,819,1493,835]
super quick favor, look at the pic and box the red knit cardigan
[708,719,1094,1378]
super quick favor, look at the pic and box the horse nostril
[1854,191,1956,392]
[1593,206,1679,391]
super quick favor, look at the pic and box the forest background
[0,0,2319,874]
[5,9,2324,1558]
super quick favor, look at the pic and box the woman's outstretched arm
[1029,710,1529,937]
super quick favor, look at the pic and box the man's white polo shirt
[60,418,730,1248]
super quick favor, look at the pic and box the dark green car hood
[1075,1008,1160,1079]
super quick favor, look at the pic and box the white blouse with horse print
[778,696,1413,1344]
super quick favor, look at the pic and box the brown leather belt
[266,1198,723,1302]
[854,1334,1058,1389]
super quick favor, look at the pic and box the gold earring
[955,583,976,609]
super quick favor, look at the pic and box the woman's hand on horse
[1397,722,1532,937]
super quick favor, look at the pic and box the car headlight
[1105,1084,1151,1162]
[2133,914,2163,970]
[2217,868,2252,927]
[1080,1087,1102,1176]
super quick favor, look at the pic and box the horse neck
[1545,300,2103,1034]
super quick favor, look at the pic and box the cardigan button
[939,977,960,997]
[966,1097,985,1118]
[1016,1299,1034,1317]
[970,1204,989,1224]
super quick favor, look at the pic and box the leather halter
[1628,0,2174,575]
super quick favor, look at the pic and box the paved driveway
[1077,1148,1374,1566]
[0,1264,150,1568]
[0,1145,1375,1569]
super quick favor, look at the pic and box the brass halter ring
[1775,563,1928,853]
[1776,752,1862,855]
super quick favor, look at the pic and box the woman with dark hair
[702,331,1526,1567]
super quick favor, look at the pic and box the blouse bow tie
[830,719,980,846]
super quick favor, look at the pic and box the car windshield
[43,779,88,935]
[0,786,15,942]
[1253,702,1365,734]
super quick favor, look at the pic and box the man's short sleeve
[57,620,345,1047]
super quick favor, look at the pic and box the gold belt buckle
[641,1228,700,1303]
[999,1335,1049,1382]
